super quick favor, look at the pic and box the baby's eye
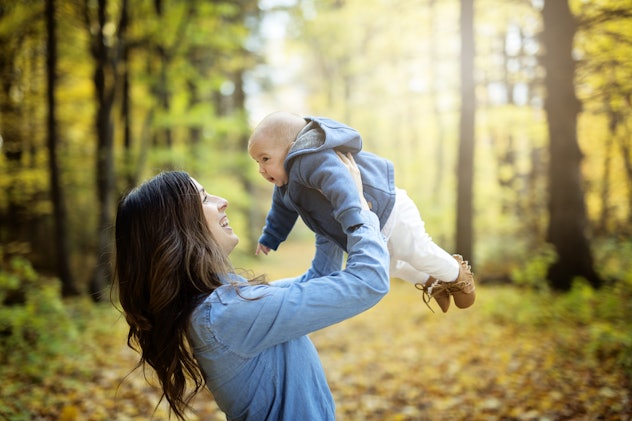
[262,157,269,162]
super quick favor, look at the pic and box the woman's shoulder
[195,276,271,309]
[189,281,277,339]
[189,283,242,329]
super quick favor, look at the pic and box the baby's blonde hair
[249,111,307,149]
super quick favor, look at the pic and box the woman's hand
[337,151,369,211]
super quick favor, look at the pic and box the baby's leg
[390,260,429,284]
[386,189,479,312]
[387,189,459,283]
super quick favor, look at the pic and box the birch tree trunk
[456,0,475,260]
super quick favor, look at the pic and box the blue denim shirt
[188,211,389,420]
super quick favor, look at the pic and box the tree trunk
[429,0,446,203]
[541,0,601,290]
[119,0,136,191]
[152,1,174,150]
[616,130,632,232]
[456,0,475,260]
[596,105,615,235]
[0,38,26,254]
[233,70,261,251]
[88,0,117,301]
[46,0,78,296]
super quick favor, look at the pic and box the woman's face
[191,178,239,255]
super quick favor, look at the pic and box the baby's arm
[256,187,299,255]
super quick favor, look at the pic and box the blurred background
[0,0,631,419]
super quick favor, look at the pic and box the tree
[456,0,475,261]
[541,0,601,290]
[0,4,35,253]
[85,0,126,300]
[46,0,78,295]
[0,2,56,271]
[574,1,632,236]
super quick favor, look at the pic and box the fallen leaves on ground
[3,282,630,420]
[310,282,631,420]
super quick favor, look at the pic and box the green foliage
[492,236,632,381]
[1,0,630,291]
[478,286,553,327]
[0,257,127,419]
[0,257,79,380]
[0,151,52,216]
[509,243,556,290]
[593,237,632,281]
[560,278,632,380]
[480,276,632,382]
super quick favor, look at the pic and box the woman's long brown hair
[113,171,233,419]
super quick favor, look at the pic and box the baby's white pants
[381,189,460,284]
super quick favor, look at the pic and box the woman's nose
[216,197,228,210]
[209,195,228,210]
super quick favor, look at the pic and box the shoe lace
[414,281,436,313]
[414,278,472,313]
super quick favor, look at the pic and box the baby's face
[248,138,289,187]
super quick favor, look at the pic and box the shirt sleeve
[209,210,389,356]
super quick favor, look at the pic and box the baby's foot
[415,277,451,313]
[450,254,476,309]
[414,255,476,313]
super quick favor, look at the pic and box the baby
[248,111,475,312]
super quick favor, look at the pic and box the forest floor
[8,284,630,421]
[3,241,631,420]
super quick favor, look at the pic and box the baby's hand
[255,243,271,256]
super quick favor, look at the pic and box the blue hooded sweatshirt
[258,116,396,252]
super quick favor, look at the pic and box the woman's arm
[210,154,388,355]
[270,152,366,287]
[212,209,389,356]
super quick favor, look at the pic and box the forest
[0,0,631,419]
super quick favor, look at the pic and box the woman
[113,153,389,420]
